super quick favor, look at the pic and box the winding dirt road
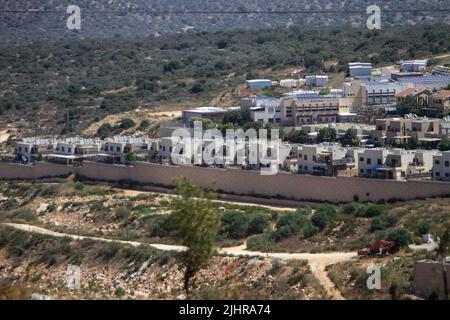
[3,222,356,299]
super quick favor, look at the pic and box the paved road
[3,222,357,299]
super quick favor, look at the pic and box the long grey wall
[2,162,449,203]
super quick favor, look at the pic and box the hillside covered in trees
[1,0,450,44]
[1,24,450,134]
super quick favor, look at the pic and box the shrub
[247,214,269,235]
[364,204,385,217]
[311,211,329,230]
[384,213,399,227]
[417,221,431,235]
[342,202,359,215]
[371,218,384,232]
[274,210,308,239]
[387,228,413,248]
[246,233,274,251]
[74,181,84,191]
[302,221,319,238]
[119,118,135,129]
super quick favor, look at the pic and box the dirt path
[3,223,355,299]
[120,188,298,212]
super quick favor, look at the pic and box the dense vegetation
[2,1,450,44]
[1,24,450,134]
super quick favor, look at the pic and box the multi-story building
[432,65,450,76]
[432,151,450,181]
[401,60,427,72]
[182,107,227,125]
[296,143,356,176]
[14,138,55,163]
[371,117,442,145]
[305,75,328,87]
[349,62,372,78]
[250,105,282,125]
[358,148,436,180]
[397,75,450,91]
[426,90,450,116]
[395,88,431,109]
[280,95,339,126]
[246,79,272,90]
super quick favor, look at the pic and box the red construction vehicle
[357,240,396,256]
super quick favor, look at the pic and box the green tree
[119,118,135,129]
[286,130,310,144]
[340,129,360,147]
[97,123,113,138]
[317,127,337,143]
[387,228,413,248]
[397,96,423,116]
[168,178,220,294]
[125,151,137,163]
[438,139,450,151]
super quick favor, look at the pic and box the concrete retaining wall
[1,161,450,203]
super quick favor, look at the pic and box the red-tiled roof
[395,88,425,98]
[434,90,450,99]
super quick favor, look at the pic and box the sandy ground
[82,109,182,136]
[3,222,356,299]
[0,130,11,144]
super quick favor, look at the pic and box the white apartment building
[305,75,328,87]
[401,60,427,72]
[250,105,282,124]
[349,62,372,78]
[296,143,355,176]
[432,152,450,181]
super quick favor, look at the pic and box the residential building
[296,143,356,176]
[397,75,450,91]
[14,138,55,163]
[246,79,272,90]
[182,107,227,125]
[305,75,328,87]
[280,79,304,88]
[426,90,450,116]
[395,88,431,109]
[432,65,450,76]
[432,151,450,181]
[401,60,427,72]
[391,72,424,81]
[280,96,339,126]
[47,138,101,165]
[371,117,442,146]
[240,96,280,111]
[357,148,389,178]
[349,62,372,78]
[363,79,411,107]
[250,105,282,124]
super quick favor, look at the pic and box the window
[110,146,113,151]
[446,173,449,178]
[68,148,72,153]
[313,156,317,161]
[435,172,440,177]
[305,166,308,170]
[435,160,440,165]
[116,147,120,152]
[367,158,371,165]
[445,161,449,168]
[360,157,364,162]
[304,155,307,160]
[378,159,382,165]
